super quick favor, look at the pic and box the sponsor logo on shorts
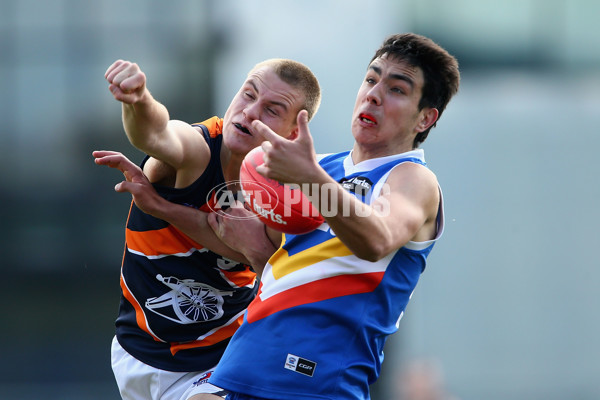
[284,354,316,377]
[193,371,212,386]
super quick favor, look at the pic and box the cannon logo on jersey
[145,274,233,324]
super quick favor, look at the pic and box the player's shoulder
[387,160,439,192]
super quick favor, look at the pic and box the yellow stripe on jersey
[269,236,354,279]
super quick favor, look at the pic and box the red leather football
[240,147,324,234]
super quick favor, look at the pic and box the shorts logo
[284,354,316,377]
[192,371,212,386]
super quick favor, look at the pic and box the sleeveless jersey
[115,116,258,372]
[211,149,444,399]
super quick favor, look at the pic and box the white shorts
[111,336,227,400]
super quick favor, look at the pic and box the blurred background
[1,0,599,399]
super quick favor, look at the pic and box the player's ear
[287,127,299,140]
[416,107,439,133]
[285,110,308,140]
[292,109,310,140]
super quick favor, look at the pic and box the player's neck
[220,145,245,182]
[351,143,415,163]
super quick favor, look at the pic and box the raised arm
[104,60,207,178]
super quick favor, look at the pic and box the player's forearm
[147,197,250,264]
[238,227,278,277]
[121,90,170,151]
[307,173,395,262]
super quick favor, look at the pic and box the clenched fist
[105,60,147,104]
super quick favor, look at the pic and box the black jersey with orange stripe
[114,116,258,372]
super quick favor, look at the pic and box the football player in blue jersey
[206,33,460,400]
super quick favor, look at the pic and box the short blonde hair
[250,59,321,121]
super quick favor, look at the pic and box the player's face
[223,66,302,155]
[351,55,432,157]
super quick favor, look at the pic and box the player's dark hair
[371,33,460,147]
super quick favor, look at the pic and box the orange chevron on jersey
[246,270,385,323]
[170,312,245,355]
[120,272,163,342]
[219,266,257,288]
[126,225,204,258]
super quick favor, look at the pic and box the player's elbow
[355,250,385,263]
[127,134,149,150]
[352,224,416,261]
[353,237,397,262]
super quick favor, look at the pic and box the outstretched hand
[252,110,320,185]
[92,150,162,215]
